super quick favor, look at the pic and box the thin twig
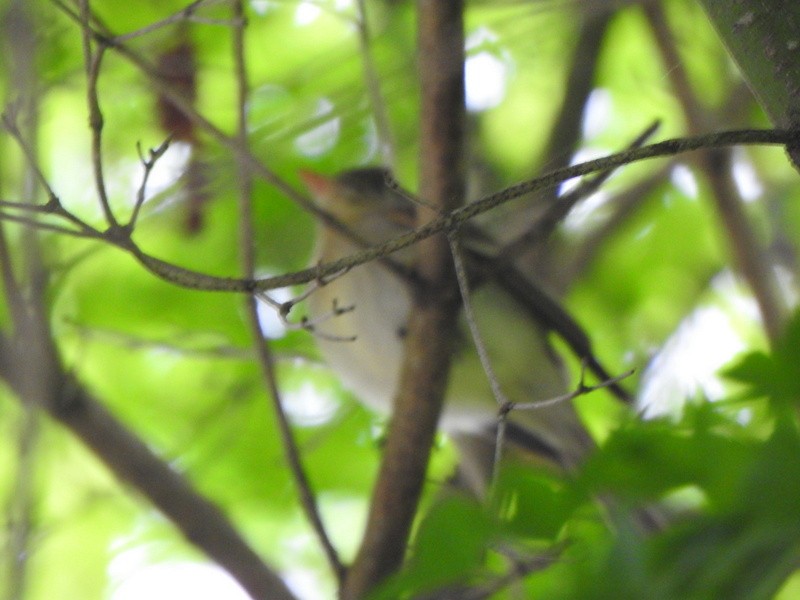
[246,128,798,294]
[0,197,58,214]
[530,8,613,209]
[0,224,27,329]
[52,0,334,228]
[257,280,360,342]
[499,120,661,261]
[1,110,111,238]
[355,0,396,167]
[491,414,509,500]
[448,232,510,409]
[1,107,56,194]
[47,0,800,337]
[79,0,117,227]
[447,230,512,491]
[566,168,669,281]
[0,5,293,598]
[1,115,104,238]
[228,0,344,583]
[262,128,797,292]
[1,174,40,597]
[644,3,787,342]
[0,212,98,238]
[2,124,798,296]
[510,365,634,412]
[454,547,561,600]
[20,363,297,600]
[112,0,234,43]
[50,0,429,275]
[130,138,171,228]
[67,321,256,359]
[489,364,634,500]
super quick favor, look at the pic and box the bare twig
[0,131,293,600]
[1,112,105,238]
[510,364,634,413]
[1,26,48,596]
[103,128,800,296]
[2,112,798,300]
[1,107,56,195]
[531,8,613,205]
[453,547,560,600]
[449,232,510,410]
[258,281,361,343]
[448,229,514,491]
[0,92,38,596]
[488,364,633,500]
[52,0,337,230]
[566,168,669,281]
[2,98,797,302]
[66,321,256,359]
[0,151,298,600]
[228,0,343,583]
[0,211,98,238]
[35,2,800,318]
[355,0,396,167]
[112,0,234,43]
[0,5,295,596]
[79,0,117,227]
[130,138,171,228]
[0,223,26,330]
[500,120,661,261]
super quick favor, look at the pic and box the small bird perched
[302,167,619,493]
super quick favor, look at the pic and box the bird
[301,167,624,495]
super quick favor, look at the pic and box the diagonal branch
[95,128,800,295]
[645,3,788,342]
[0,327,296,600]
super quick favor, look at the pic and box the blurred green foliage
[1,0,799,598]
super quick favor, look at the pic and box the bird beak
[299,169,334,201]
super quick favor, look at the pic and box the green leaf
[725,311,800,406]
[493,464,580,539]
[373,495,493,599]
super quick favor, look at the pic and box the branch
[130,137,171,228]
[70,128,800,295]
[0,329,296,600]
[2,119,797,299]
[50,0,335,228]
[129,127,800,293]
[342,1,467,597]
[500,120,661,262]
[79,0,117,227]
[566,168,669,281]
[533,7,612,196]
[229,0,343,583]
[698,0,800,131]
[645,3,788,342]
[45,0,800,317]
[355,0,396,167]
[112,0,235,43]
